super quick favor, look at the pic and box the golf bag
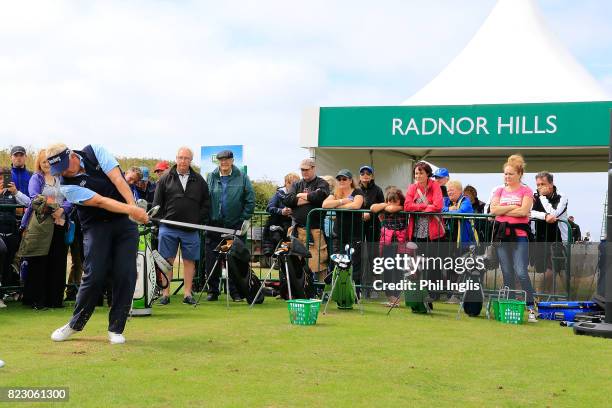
[329,248,357,309]
[213,237,264,304]
[402,244,430,314]
[132,224,171,316]
[277,236,315,300]
[456,246,484,317]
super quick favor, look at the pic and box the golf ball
[0,360,4,368]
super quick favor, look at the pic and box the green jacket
[18,195,59,257]
[206,165,255,228]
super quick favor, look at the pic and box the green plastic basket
[497,299,526,325]
[491,299,501,321]
[287,299,322,325]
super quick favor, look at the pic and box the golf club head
[148,205,160,218]
[136,199,148,210]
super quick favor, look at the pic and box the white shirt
[178,171,190,191]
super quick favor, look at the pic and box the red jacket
[404,179,445,240]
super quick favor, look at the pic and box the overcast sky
[1,0,610,239]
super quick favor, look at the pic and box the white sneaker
[528,310,538,323]
[51,323,77,341]
[0,299,7,308]
[108,332,126,345]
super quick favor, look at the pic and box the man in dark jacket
[283,158,330,280]
[205,149,254,301]
[153,147,210,305]
[358,165,384,242]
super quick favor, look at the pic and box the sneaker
[445,295,461,304]
[528,309,538,323]
[108,332,126,344]
[182,296,196,305]
[0,299,6,308]
[158,296,170,305]
[206,293,219,301]
[51,323,77,342]
[231,295,244,302]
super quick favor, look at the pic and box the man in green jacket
[205,150,255,301]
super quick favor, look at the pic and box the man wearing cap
[45,143,148,344]
[135,167,156,204]
[283,158,330,279]
[204,149,254,301]
[154,147,210,305]
[153,161,170,178]
[358,165,384,241]
[9,146,32,196]
[433,167,451,210]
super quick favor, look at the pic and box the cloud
[0,0,609,187]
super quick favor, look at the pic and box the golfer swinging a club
[47,143,148,344]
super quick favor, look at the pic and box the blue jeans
[496,237,535,304]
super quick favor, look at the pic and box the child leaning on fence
[370,186,408,306]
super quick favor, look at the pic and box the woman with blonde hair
[20,149,73,309]
[323,169,365,287]
[489,154,537,321]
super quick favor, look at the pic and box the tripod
[195,235,236,309]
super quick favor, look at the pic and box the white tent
[302,0,611,187]
[404,0,609,106]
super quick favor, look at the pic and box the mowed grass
[1,293,611,408]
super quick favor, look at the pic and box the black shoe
[183,296,196,305]
[32,304,48,311]
[206,293,219,301]
[158,296,170,305]
[231,295,244,302]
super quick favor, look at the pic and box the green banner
[318,101,612,148]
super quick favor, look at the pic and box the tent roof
[403,0,610,106]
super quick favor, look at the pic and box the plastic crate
[287,299,322,325]
[497,299,526,324]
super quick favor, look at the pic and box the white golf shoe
[108,332,126,345]
[51,324,77,342]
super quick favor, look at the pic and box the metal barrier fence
[0,204,578,302]
[304,208,574,300]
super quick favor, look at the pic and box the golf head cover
[151,250,173,274]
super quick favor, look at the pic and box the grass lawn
[1,292,611,408]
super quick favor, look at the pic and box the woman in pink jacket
[404,162,445,242]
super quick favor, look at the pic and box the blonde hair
[46,143,68,158]
[446,180,463,192]
[322,175,336,194]
[34,149,48,174]
[284,172,300,186]
[504,154,525,176]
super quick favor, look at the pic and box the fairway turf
[1,295,611,407]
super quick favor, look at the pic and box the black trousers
[69,217,138,334]
[24,225,68,308]
[0,232,19,287]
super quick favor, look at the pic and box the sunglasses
[336,177,349,181]
[360,171,372,176]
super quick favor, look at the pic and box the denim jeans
[496,237,535,304]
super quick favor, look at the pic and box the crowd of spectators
[0,146,586,314]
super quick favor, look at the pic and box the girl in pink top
[489,155,536,309]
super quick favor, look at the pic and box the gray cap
[217,150,234,160]
[336,169,353,179]
[10,146,26,155]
